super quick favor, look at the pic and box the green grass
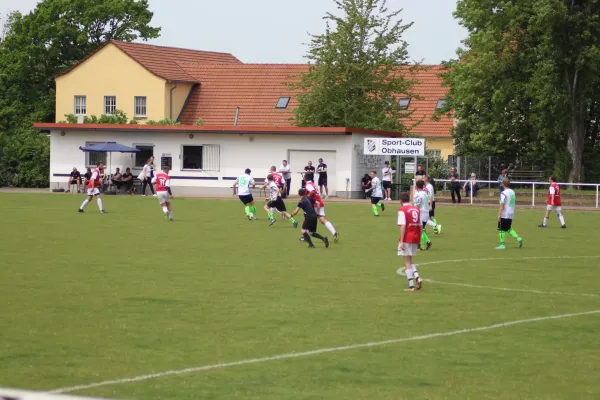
[1,193,600,400]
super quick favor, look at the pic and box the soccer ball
[248,213,254,220]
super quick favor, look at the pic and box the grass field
[1,193,600,400]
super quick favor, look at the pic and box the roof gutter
[169,82,178,120]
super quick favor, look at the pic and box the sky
[0,0,466,64]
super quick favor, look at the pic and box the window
[134,96,147,117]
[104,96,117,115]
[398,97,411,110]
[85,142,107,167]
[436,98,446,109]
[134,144,154,167]
[429,149,442,159]
[275,96,291,109]
[74,96,87,115]
[182,144,220,171]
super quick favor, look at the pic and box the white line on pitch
[427,279,600,297]
[416,255,600,267]
[50,310,600,394]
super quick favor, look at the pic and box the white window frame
[74,96,87,115]
[275,96,291,109]
[429,149,442,159]
[85,141,107,168]
[133,143,154,168]
[181,144,220,172]
[398,97,411,110]
[134,96,147,118]
[436,98,446,110]
[104,96,117,115]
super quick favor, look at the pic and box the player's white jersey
[371,177,384,198]
[236,174,254,196]
[268,181,279,201]
[500,188,516,219]
[426,183,435,201]
[413,190,430,221]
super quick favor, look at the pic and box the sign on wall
[363,138,426,156]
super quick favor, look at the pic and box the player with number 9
[397,192,423,291]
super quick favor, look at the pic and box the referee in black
[291,188,329,248]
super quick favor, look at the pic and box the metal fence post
[596,185,599,209]
[488,156,491,189]
[532,183,535,207]
[470,181,473,205]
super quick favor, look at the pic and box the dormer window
[436,98,447,109]
[275,96,291,109]
[398,97,411,110]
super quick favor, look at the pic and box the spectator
[415,164,426,181]
[66,167,81,193]
[464,173,480,197]
[361,174,372,199]
[121,167,134,195]
[111,168,123,192]
[82,168,92,187]
[498,169,508,193]
[302,161,315,188]
[139,156,156,196]
[279,160,291,198]
[382,161,394,201]
[449,167,461,204]
[317,158,329,199]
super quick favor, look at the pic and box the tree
[444,0,600,182]
[293,0,418,133]
[0,0,160,187]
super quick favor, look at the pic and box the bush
[0,129,50,188]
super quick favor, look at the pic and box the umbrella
[79,142,140,177]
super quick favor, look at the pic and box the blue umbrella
[79,142,140,175]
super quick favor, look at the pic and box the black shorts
[371,196,382,205]
[430,201,436,217]
[239,194,254,205]
[383,181,392,189]
[302,216,318,232]
[498,218,512,232]
[318,175,328,186]
[267,197,286,212]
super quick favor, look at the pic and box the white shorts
[87,188,100,196]
[316,206,325,217]
[398,243,418,257]
[157,191,170,203]
[546,205,562,212]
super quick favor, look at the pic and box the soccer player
[413,180,432,250]
[382,161,394,201]
[365,170,385,216]
[233,168,256,220]
[304,173,339,242]
[264,174,298,228]
[539,176,566,229]
[262,166,286,218]
[497,178,523,250]
[425,176,441,234]
[152,166,174,221]
[290,188,329,248]
[78,162,107,214]
[397,191,423,291]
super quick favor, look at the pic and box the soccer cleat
[518,238,523,248]
[324,237,330,248]
[293,221,298,229]
[100,210,108,214]
[381,203,385,212]
[333,232,339,243]
[169,218,174,222]
[325,195,329,200]
[404,287,415,292]
[269,219,276,226]
[308,245,316,249]
[153,194,157,197]
[538,224,547,228]
[374,214,379,217]
[78,209,84,213]
[425,242,432,250]
[496,244,506,250]
[299,237,305,242]
[436,224,442,234]
[562,225,567,229]
[415,277,423,291]
[247,213,253,221]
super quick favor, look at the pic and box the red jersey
[547,182,561,206]
[87,168,101,189]
[305,181,324,207]
[397,205,421,244]
[268,172,284,187]
[155,172,171,192]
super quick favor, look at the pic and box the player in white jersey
[413,180,432,250]
[263,174,298,228]
[496,178,523,250]
[365,170,385,216]
[424,175,441,234]
[233,168,256,220]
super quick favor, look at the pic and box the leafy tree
[292,0,418,133]
[444,0,600,183]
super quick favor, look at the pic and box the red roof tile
[178,63,453,137]
[55,40,241,82]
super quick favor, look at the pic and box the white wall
[50,130,356,195]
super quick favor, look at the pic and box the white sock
[411,264,419,279]
[325,221,336,235]
[168,211,173,219]
[406,268,415,288]
[96,198,103,211]
[80,199,90,210]
[543,217,548,226]
[162,206,168,214]
[426,220,436,228]
[558,214,565,225]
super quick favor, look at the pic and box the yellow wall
[164,82,194,120]
[55,43,167,122]
[425,137,454,160]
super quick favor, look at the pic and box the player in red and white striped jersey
[539,176,566,229]
[303,172,339,243]
[152,166,174,221]
[262,166,286,219]
[78,162,107,214]
[397,191,423,291]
